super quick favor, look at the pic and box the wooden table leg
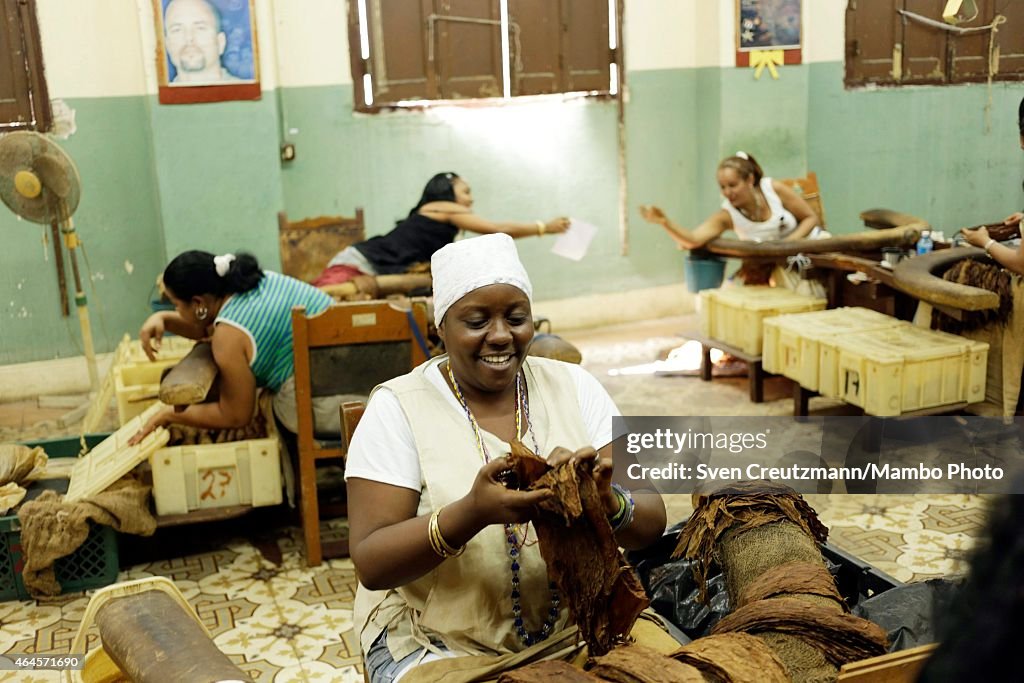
[794,383,812,418]
[749,360,765,403]
[700,344,712,381]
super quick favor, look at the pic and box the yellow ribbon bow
[750,49,785,80]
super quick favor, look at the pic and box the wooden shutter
[900,0,947,84]
[0,0,50,130]
[953,0,1024,83]
[562,0,610,93]
[434,0,503,99]
[846,0,904,86]
[508,0,561,95]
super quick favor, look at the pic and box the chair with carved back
[278,209,366,284]
[291,299,430,566]
[778,172,826,229]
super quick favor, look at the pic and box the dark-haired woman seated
[132,251,346,441]
[312,172,570,287]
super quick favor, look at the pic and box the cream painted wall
[35,1,849,101]
[691,0,846,69]
[37,0,147,99]
[623,0,693,71]
[273,0,350,87]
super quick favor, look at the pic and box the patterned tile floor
[0,314,998,680]
[0,520,363,683]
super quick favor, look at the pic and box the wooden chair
[779,171,826,229]
[291,299,430,566]
[278,209,366,284]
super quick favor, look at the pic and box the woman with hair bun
[639,152,823,254]
[313,172,570,287]
[132,250,340,441]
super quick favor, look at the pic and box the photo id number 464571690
[0,654,84,670]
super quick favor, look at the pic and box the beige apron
[354,356,592,665]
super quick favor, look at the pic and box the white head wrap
[735,150,749,160]
[431,233,533,326]
[213,253,236,277]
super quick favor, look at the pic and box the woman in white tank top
[638,152,822,250]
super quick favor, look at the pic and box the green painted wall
[280,74,691,300]
[808,62,1023,235]
[0,97,165,365]
[4,61,1024,365]
[149,96,285,269]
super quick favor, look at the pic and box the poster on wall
[153,0,261,104]
[735,0,802,74]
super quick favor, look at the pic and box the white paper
[550,219,598,261]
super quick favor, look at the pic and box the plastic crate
[112,336,195,426]
[1,435,118,601]
[763,307,902,393]
[699,285,827,355]
[68,404,283,517]
[151,435,282,516]
[832,325,989,416]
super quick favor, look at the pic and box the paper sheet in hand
[551,219,597,261]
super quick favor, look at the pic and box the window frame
[845,0,1024,88]
[347,0,623,113]
[0,0,51,132]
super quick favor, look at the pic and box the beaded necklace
[445,360,561,647]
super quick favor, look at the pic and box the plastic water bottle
[916,231,933,255]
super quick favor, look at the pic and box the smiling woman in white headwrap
[344,233,669,682]
[131,250,342,442]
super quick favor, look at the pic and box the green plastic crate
[0,435,119,601]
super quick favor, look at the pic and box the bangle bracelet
[535,220,546,236]
[428,507,465,559]
[609,483,635,533]
[984,238,996,254]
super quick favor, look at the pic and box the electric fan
[0,130,98,391]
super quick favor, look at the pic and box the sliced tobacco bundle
[591,643,705,683]
[670,632,790,683]
[672,480,829,603]
[507,441,649,656]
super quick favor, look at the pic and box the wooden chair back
[290,298,430,566]
[278,209,366,283]
[779,172,826,229]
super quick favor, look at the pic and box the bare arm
[349,458,553,590]
[418,200,570,238]
[639,205,730,250]
[448,213,570,239]
[774,181,820,241]
[139,311,209,360]
[962,226,1024,275]
[130,324,258,442]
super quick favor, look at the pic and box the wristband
[984,238,996,254]
[536,220,546,236]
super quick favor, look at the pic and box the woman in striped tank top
[130,250,339,442]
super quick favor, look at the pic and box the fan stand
[57,202,99,393]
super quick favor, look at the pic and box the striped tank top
[215,271,332,391]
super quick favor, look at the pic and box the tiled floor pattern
[0,522,363,683]
[0,314,999,680]
[0,493,990,682]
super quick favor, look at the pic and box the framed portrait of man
[153,0,261,104]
